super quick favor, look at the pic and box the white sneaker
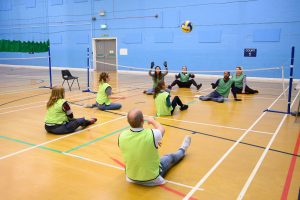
[180,136,191,151]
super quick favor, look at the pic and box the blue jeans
[199,91,225,103]
[159,148,185,177]
[96,102,122,110]
[45,118,89,134]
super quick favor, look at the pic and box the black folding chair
[61,70,80,91]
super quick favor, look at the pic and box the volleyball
[181,20,192,33]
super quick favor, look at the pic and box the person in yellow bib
[167,66,202,90]
[94,72,125,110]
[232,66,258,94]
[45,86,97,134]
[154,81,189,116]
[118,108,191,186]
[199,71,241,103]
[144,61,169,95]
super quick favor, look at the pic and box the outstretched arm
[211,79,219,89]
[148,61,155,76]
[231,82,241,101]
[106,87,125,100]
[242,75,247,93]
[162,61,168,76]
[146,117,165,137]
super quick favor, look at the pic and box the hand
[146,117,155,125]
[163,61,167,67]
[151,62,155,68]
[175,74,179,79]
[211,83,216,88]
[190,74,195,78]
[234,98,242,101]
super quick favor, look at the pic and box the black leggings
[234,85,258,94]
[45,118,91,134]
[170,79,198,88]
[171,96,183,115]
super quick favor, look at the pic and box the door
[93,38,117,72]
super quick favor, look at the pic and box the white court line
[0,116,126,160]
[182,87,288,200]
[64,152,204,191]
[96,109,274,135]
[237,90,300,200]
[0,93,91,115]
[158,117,273,135]
[0,91,87,111]
[0,87,44,95]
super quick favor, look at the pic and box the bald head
[127,108,144,128]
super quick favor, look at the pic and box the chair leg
[66,80,72,91]
[76,78,80,90]
[62,80,65,86]
[70,79,75,90]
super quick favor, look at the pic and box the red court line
[281,131,300,200]
[110,157,125,168]
[159,185,197,200]
[110,157,197,200]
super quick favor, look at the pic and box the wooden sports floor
[0,66,299,200]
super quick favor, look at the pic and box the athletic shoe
[197,84,202,90]
[180,104,189,111]
[167,85,172,90]
[180,136,191,151]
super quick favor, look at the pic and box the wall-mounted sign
[120,48,128,55]
[244,48,257,57]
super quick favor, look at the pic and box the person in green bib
[199,71,241,103]
[94,72,125,110]
[118,108,191,186]
[143,61,169,95]
[45,86,97,134]
[232,66,258,94]
[154,81,189,116]
[167,66,202,90]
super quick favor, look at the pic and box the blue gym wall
[0,0,299,78]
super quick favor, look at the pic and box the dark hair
[99,72,109,83]
[127,109,144,128]
[236,66,242,70]
[153,80,165,99]
[154,66,162,80]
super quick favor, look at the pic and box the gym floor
[0,66,299,200]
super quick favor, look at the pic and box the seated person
[232,66,258,94]
[154,81,188,116]
[45,86,97,134]
[144,61,169,95]
[118,108,191,186]
[168,66,202,90]
[199,71,241,103]
[94,72,125,110]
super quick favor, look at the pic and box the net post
[48,47,52,89]
[82,47,94,93]
[287,46,295,114]
[39,46,52,89]
[281,65,285,97]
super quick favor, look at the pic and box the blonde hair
[46,86,65,109]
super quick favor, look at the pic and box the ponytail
[153,80,165,99]
[99,72,109,83]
